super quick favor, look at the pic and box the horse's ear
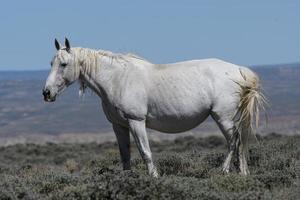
[55,38,61,50]
[65,38,71,53]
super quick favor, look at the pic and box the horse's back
[154,58,238,70]
[149,58,243,96]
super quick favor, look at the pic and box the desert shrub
[202,152,226,168]
[131,157,147,173]
[157,153,191,175]
[50,170,189,200]
[0,134,298,200]
[64,159,80,173]
[211,175,264,192]
[156,153,211,178]
[254,170,295,189]
[88,170,184,200]
[272,180,300,200]
[0,174,35,200]
[83,148,120,168]
[249,137,298,178]
[38,173,76,194]
[0,166,78,199]
[172,136,226,152]
[225,191,273,200]
[201,136,227,149]
[50,184,90,200]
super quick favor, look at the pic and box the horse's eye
[61,63,67,67]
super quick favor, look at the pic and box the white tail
[234,68,267,154]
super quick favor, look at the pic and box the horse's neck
[77,48,122,99]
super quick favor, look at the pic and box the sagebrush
[0,134,299,200]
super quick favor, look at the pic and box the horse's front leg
[113,123,131,170]
[128,119,158,177]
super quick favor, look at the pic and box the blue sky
[0,0,299,70]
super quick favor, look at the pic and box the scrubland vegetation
[0,134,299,200]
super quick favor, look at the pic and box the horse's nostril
[43,89,50,97]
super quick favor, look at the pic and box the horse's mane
[71,47,150,96]
[73,47,149,65]
[73,47,150,76]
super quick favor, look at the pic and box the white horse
[43,38,266,176]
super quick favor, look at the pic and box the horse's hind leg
[211,112,239,174]
[238,139,250,175]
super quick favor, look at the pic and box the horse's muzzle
[43,88,56,102]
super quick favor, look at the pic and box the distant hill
[253,63,300,117]
[0,63,299,139]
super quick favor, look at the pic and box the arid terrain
[0,134,299,199]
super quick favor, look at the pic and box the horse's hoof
[150,170,159,178]
[222,166,230,175]
[221,169,230,176]
[239,170,250,176]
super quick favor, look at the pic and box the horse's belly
[146,109,210,133]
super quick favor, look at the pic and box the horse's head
[43,38,79,102]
